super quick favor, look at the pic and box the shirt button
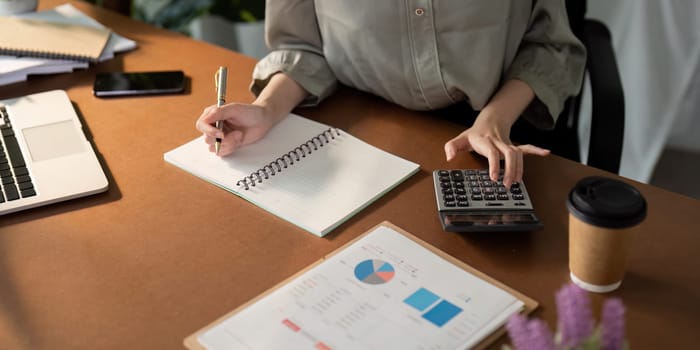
[415,8,425,16]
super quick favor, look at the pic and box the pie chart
[354,259,395,284]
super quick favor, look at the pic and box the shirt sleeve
[251,0,338,107]
[505,0,587,129]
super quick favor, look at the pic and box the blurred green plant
[85,0,265,34]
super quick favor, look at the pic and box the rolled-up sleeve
[251,0,337,107]
[505,0,587,129]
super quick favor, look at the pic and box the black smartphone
[93,70,185,97]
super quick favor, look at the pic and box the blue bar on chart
[404,287,463,327]
[422,300,463,327]
[404,287,440,311]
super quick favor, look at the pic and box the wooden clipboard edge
[183,221,538,349]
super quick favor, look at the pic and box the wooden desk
[1,1,698,349]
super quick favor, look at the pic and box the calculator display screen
[444,212,539,226]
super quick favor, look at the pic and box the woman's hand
[195,72,309,156]
[196,103,276,156]
[443,79,550,188]
[444,111,549,188]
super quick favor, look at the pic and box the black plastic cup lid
[567,176,647,228]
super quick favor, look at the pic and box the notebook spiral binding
[236,127,341,190]
[0,49,95,63]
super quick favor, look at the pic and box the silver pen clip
[215,66,227,107]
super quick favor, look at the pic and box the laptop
[1,89,108,215]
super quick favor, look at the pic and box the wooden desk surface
[1,2,698,349]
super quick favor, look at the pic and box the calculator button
[471,194,483,200]
[512,194,524,200]
[439,176,450,182]
[438,170,449,176]
[470,187,481,194]
[442,188,453,195]
[444,194,455,201]
[457,200,469,207]
[455,188,467,195]
[481,180,494,187]
[440,182,452,189]
[445,201,456,207]
[486,202,503,206]
[483,187,494,194]
[484,194,496,200]
[497,194,509,200]
[456,195,468,201]
[510,187,522,194]
[454,182,465,188]
[496,187,508,194]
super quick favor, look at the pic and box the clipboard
[184,221,538,350]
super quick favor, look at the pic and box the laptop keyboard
[1,106,36,203]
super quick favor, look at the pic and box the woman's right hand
[195,102,276,157]
[195,72,310,157]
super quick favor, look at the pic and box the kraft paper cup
[566,177,647,293]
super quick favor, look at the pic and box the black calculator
[433,169,543,232]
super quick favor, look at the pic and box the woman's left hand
[444,109,550,189]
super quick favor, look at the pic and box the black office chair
[522,1,624,174]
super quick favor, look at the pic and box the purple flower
[526,318,556,350]
[506,314,556,350]
[600,298,626,350]
[506,314,531,349]
[507,283,627,350]
[555,283,594,348]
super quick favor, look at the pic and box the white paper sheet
[198,225,524,350]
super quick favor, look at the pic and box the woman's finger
[518,144,550,156]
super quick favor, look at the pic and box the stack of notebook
[0,4,137,86]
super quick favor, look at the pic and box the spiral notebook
[0,16,111,62]
[164,114,420,237]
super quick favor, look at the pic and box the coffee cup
[566,176,647,293]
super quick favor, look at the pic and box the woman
[196,0,586,188]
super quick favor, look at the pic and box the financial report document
[197,225,524,349]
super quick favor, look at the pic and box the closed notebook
[0,16,111,62]
[164,114,420,237]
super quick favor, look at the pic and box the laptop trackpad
[22,121,85,162]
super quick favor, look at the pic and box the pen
[214,66,228,154]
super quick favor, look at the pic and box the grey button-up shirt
[252,0,586,128]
